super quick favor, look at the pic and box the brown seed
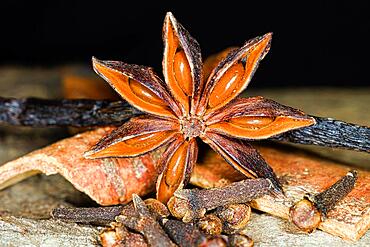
[173,50,193,96]
[208,62,244,108]
[197,214,223,235]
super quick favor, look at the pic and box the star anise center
[180,116,205,139]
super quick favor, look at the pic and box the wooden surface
[0,66,369,246]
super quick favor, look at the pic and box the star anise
[85,12,315,203]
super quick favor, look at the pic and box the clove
[100,222,147,247]
[215,204,251,234]
[116,194,175,247]
[197,214,223,235]
[163,218,227,247]
[290,170,358,232]
[168,178,272,222]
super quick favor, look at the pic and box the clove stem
[313,170,358,216]
[51,205,124,225]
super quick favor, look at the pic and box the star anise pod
[84,12,315,203]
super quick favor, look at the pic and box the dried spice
[51,205,124,225]
[116,194,175,247]
[197,214,223,235]
[215,204,251,234]
[0,97,141,127]
[1,97,369,153]
[100,222,147,247]
[289,170,358,232]
[83,12,315,203]
[168,178,271,222]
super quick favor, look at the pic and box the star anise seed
[84,12,315,203]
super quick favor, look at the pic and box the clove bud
[290,170,358,232]
[215,204,251,234]
[163,218,227,247]
[100,222,147,247]
[116,194,175,247]
[197,214,223,235]
[168,178,272,222]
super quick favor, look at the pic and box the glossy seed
[230,116,275,129]
[209,62,244,108]
[165,142,188,187]
[129,79,167,106]
[173,51,193,96]
[124,132,167,147]
[88,131,173,158]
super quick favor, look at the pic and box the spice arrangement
[0,11,370,246]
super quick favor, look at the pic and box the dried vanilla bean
[51,205,124,225]
[0,97,141,127]
[1,97,369,152]
[273,116,370,152]
[290,170,358,232]
[168,178,272,222]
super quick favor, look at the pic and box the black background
[1,1,369,87]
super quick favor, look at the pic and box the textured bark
[0,127,161,205]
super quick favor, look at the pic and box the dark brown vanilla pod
[0,97,141,127]
[2,98,369,154]
[290,170,358,232]
[51,205,124,225]
[273,116,370,152]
